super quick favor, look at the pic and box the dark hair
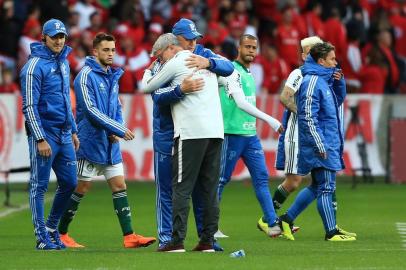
[93,32,115,48]
[310,42,335,62]
[239,34,257,44]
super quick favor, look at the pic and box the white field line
[0,203,30,218]
[0,198,51,218]
[396,222,406,250]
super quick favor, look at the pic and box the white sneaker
[214,229,229,238]
[268,224,282,237]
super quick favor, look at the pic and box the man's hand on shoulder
[180,73,205,93]
[185,54,210,70]
[276,125,285,134]
[146,59,158,71]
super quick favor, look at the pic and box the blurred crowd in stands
[0,0,405,96]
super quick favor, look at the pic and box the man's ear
[41,34,46,42]
[317,58,325,66]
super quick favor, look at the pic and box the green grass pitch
[0,178,405,270]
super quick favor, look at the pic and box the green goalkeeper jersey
[220,61,257,135]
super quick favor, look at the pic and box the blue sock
[285,186,317,222]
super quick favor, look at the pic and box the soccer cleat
[268,224,282,237]
[280,220,295,241]
[257,217,270,235]
[36,239,60,250]
[257,217,281,237]
[336,226,357,237]
[325,231,356,241]
[214,229,229,238]
[60,233,85,248]
[123,233,156,248]
[291,225,300,234]
[47,230,66,249]
[213,240,224,252]
[157,242,186,252]
[192,242,215,252]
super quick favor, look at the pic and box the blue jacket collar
[30,42,72,60]
[85,56,123,77]
[302,55,335,82]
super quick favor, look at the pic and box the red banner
[0,94,386,182]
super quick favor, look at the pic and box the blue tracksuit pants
[217,134,278,225]
[286,168,337,234]
[28,136,77,242]
[154,151,202,246]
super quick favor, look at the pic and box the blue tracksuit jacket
[275,63,346,171]
[73,56,125,165]
[20,42,77,144]
[296,56,346,175]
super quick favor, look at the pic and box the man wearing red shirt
[324,8,347,61]
[258,44,289,93]
[276,7,301,69]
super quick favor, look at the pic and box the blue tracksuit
[152,44,234,246]
[20,42,77,242]
[276,66,346,171]
[73,56,125,165]
[286,55,346,234]
[217,135,278,226]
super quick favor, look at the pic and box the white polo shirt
[142,50,224,140]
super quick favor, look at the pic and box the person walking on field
[58,33,156,249]
[280,42,356,241]
[211,34,285,238]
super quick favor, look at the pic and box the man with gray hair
[147,18,233,252]
[142,33,224,252]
